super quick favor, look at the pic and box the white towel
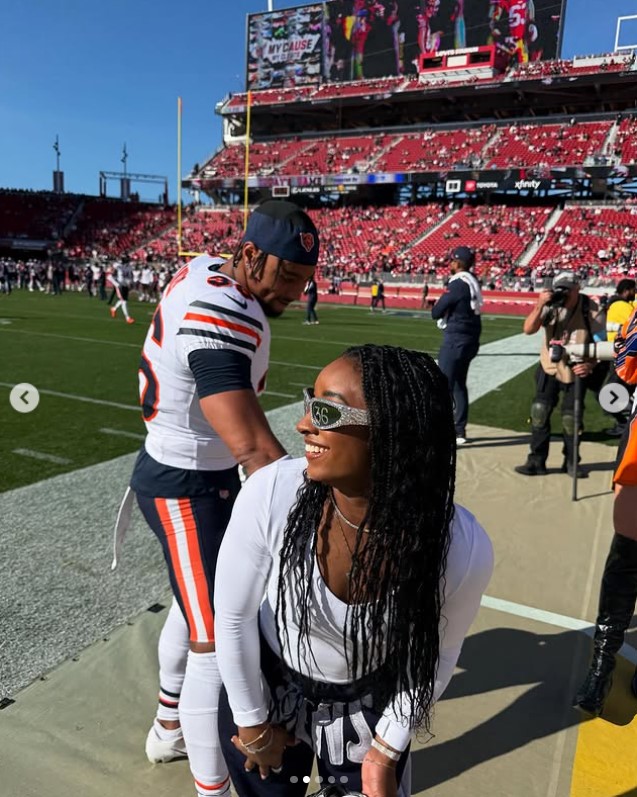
[436,271,483,330]
[449,271,484,314]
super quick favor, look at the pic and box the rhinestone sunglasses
[303,388,370,431]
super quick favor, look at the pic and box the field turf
[0,291,617,492]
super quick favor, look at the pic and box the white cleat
[145,724,187,763]
[456,437,467,446]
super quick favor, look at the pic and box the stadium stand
[614,117,637,165]
[483,121,611,169]
[3,49,637,293]
[217,54,636,114]
[530,205,637,277]
[408,205,553,279]
[132,207,244,261]
[198,119,615,180]
[0,190,79,240]
[64,199,174,258]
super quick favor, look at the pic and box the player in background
[417,0,442,55]
[110,256,135,323]
[113,201,319,797]
[488,0,539,64]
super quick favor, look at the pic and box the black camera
[547,286,570,308]
[549,341,565,363]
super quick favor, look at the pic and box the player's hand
[362,752,399,797]
[572,362,593,377]
[537,290,553,308]
[232,725,297,779]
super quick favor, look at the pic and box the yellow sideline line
[569,656,637,796]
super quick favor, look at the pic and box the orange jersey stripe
[183,312,262,347]
[177,498,215,642]
[195,776,230,792]
[615,416,637,486]
[155,498,199,641]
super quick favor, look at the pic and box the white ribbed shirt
[215,457,493,751]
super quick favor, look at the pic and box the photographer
[515,273,603,478]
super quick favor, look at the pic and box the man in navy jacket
[431,246,482,445]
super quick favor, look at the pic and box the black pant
[306,298,318,323]
[219,639,410,797]
[438,338,480,437]
[528,366,577,465]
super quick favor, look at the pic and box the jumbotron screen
[246,4,324,91]
[246,1,563,90]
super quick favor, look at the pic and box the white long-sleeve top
[214,457,493,752]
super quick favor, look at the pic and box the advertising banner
[246,4,324,90]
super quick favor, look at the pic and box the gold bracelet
[239,726,274,755]
[364,757,397,770]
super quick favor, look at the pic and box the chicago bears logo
[300,233,315,253]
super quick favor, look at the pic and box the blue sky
[1,0,634,201]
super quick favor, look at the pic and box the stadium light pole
[268,1,273,10]
[53,135,61,172]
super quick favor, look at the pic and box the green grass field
[0,291,617,492]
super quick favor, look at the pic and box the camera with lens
[546,286,570,308]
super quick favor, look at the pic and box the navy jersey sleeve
[431,280,465,320]
[188,348,253,399]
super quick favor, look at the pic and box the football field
[0,291,615,493]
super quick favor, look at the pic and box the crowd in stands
[614,117,637,165]
[530,205,637,281]
[219,54,636,115]
[312,205,446,276]
[198,116,631,180]
[484,120,611,169]
[132,207,244,261]
[0,190,79,240]
[64,198,175,258]
[375,127,494,173]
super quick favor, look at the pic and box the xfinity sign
[515,179,542,190]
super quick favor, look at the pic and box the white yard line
[264,390,296,398]
[99,428,145,440]
[0,382,139,411]
[270,359,322,371]
[0,327,140,348]
[12,448,72,465]
[481,595,636,664]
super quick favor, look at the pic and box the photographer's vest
[539,297,597,384]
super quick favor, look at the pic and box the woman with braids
[214,344,493,797]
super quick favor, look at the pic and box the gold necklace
[329,490,370,534]
[332,507,353,579]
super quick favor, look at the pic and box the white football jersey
[139,254,271,470]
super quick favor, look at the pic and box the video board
[245,1,565,90]
[324,1,564,81]
[246,4,324,91]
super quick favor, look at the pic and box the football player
[417,0,443,55]
[109,256,135,324]
[488,0,539,64]
[115,201,320,797]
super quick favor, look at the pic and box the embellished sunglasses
[303,388,370,431]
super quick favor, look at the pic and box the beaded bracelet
[371,738,401,762]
